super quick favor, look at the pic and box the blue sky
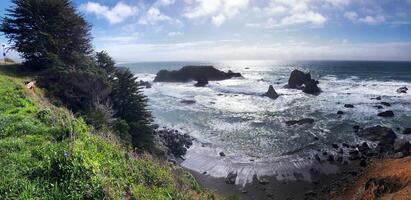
[1,0,411,62]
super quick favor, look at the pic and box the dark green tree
[95,51,115,75]
[1,0,92,69]
[111,68,153,149]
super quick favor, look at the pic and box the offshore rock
[303,79,321,95]
[287,69,311,88]
[397,86,408,93]
[285,118,315,126]
[154,66,242,82]
[263,85,279,99]
[194,76,209,87]
[377,111,394,117]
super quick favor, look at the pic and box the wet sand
[187,159,366,200]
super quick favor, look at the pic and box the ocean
[121,60,411,186]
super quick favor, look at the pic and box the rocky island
[154,65,242,84]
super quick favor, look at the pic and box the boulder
[194,76,209,87]
[303,79,321,94]
[287,69,311,88]
[157,129,194,158]
[403,128,411,135]
[357,126,397,144]
[180,100,196,104]
[397,86,408,93]
[138,80,152,88]
[344,104,354,108]
[377,111,394,117]
[374,105,383,109]
[226,172,237,184]
[263,85,279,99]
[381,102,391,107]
[393,139,411,155]
[360,159,367,167]
[154,66,242,82]
[285,118,315,126]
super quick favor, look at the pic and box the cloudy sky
[1,0,411,62]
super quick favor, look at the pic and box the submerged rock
[371,96,382,100]
[403,128,411,135]
[353,125,361,132]
[344,104,354,108]
[381,102,391,107]
[397,86,408,93]
[154,66,242,82]
[337,111,344,115]
[180,100,196,104]
[263,85,279,99]
[374,105,383,109]
[285,118,315,126]
[378,110,394,117]
[194,76,209,87]
[393,139,411,155]
[357,126,397,145]
[287,69,312,88]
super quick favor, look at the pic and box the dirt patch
[331,157,411,200]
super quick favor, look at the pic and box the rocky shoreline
[154,121,410,199]
[148,66,410,199]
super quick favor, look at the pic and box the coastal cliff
[0,64,232,199]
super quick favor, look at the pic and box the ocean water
[121,60,411,186]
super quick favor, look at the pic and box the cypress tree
[111,68,153,149]
[1,0,92,69]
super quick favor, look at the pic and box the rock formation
[286,69,321,94]
[154,66,242,82]
[263,85,279,99]
[397,86,408,93]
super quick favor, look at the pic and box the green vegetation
[0,0,238,199]
[0,64,225,199]
[1,0,153,151]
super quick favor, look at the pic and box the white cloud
[262,0,328,28]
[138,7,172,25]
[168,31,183,36]
[184,0,249,26]
[269,11,327,27]
[344,11,358,22]
[358,15,385,25]
[344,11,386,25]
[212,14,226,26]
[324,0,351,8]
[80,2,138,24]
[157,0,176,6]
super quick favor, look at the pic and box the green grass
[0,64,228,200]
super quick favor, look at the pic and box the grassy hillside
[0,64,229,200]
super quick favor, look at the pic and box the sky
[1,0,411,62]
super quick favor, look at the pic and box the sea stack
[287,69,311,89]
[263,85,279,99]
[286,69,321,94]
